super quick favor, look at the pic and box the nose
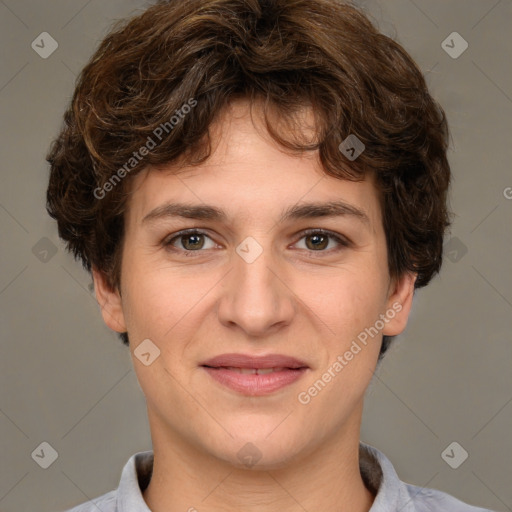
[216,237,296,337]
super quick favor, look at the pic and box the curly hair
[46,0,451,360]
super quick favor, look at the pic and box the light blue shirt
[62,442,495,511]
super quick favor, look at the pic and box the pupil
[308,234,327,250]
[185,234,203,249]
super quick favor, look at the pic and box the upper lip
[200,353,309,369]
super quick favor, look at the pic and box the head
[46,0,450,468]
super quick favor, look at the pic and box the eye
[163,229,216,253]
[294,229,350,253]
[163,228,349,256]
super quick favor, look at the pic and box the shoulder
[58,450,153,512]
[405,483,495,512]
[359,442,496,512]
[59,490,116,512]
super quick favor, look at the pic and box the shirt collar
[117,449,153,512]
[116,442,416,512]
[359,442,416,512]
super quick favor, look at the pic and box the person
[46,0,494,510]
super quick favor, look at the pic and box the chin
[208,429,311,471]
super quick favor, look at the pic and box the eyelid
[163,228,351,254]
[298,228,351,247]
[163,228,219,252]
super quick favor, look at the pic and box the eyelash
[162,228,350,257]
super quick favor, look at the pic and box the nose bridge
[217,235,294,335]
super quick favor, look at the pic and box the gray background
[0,1,511,511]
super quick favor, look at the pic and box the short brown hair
[46,0,451,359]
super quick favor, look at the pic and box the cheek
[120,255,177,339]
[314,266,386,326]
[121,259,218,349]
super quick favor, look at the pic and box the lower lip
[201,367,308,396]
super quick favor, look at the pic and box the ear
[382,272,417,336]
[92,266,127,333]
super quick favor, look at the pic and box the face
[94,99,415,470]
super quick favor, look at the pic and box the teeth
[223,367,256,374]
[223,367,287,374]
[241,368,258,375]
[256,368,278,374]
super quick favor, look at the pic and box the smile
[218,366,289,374]
[201,366,308,395]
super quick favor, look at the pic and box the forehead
[125,99,381,231]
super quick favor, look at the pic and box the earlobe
[382,272,417,337]
[92,267,127,333]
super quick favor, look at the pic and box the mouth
[199,354,309,395]
[202,366,301,374]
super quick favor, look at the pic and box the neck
[143,405,375,512]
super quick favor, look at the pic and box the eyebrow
[141,200,370,227]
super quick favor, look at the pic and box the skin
[93,98,416,512]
